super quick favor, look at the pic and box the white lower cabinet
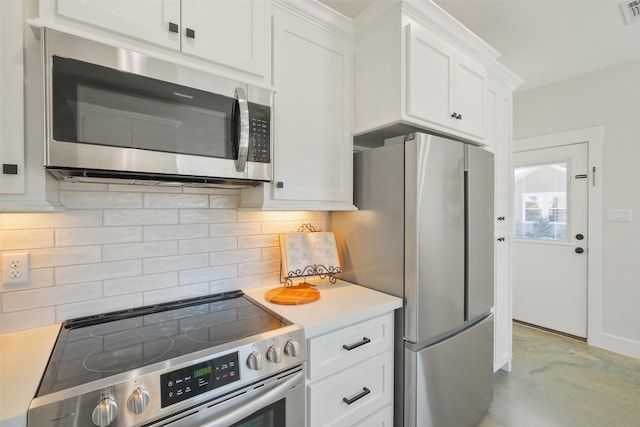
[306,313,394,426]
[353,404,393,426]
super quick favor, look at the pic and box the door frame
[514,126,603,346]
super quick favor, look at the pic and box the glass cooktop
[37,291,285,396]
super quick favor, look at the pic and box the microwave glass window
[52,57,234,160]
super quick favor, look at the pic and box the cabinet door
[57,0,181,50]
[453,51,486,138]
[271,8,352,203]
[406,23,455,129]
[1,0,25,195]
[181,0,267,76]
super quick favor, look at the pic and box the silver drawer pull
[342,387,371,405]
[342,337,371,351]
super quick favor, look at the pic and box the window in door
[514,163,568,241]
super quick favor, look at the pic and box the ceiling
[319,0,640,92]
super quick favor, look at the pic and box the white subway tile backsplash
[0,229,54,250]
[237,211,285,222]
[238,260,280,277]
[30,246,102,268]
[262,220,324,234]
[210,275,263,293]
[210,222,261,237]
[0,211,102,229]
[56,260,142,285]
[104,272,179,296]
[56,226,142,247]
[210,249,261,266]
[0,268,54,293]
[144,224,209,241]
[60,191,142,209]
[180,209,236,224]
[179,264,237,285]
[179,237,237,255]
[104,209,178,226]
[109,184,182,194]
[261,272,283,286]
[57,294,144,321]
[238,234,279,249]
[144,193,209,208]
[261,247,281,260]
[283,211,325,221]
[0,188,329,334]
[143,253,208,274]
[143,283,209,305]
[210,194,241,208]
[103,241,178,261]
[2,282,102,312]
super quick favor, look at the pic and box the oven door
[157,367,304,427]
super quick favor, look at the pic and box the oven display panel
[160,352,239,408]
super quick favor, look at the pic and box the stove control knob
[247,351,263,370]
[92,396,118,427]
[284,339,300,357]
[127,386,150,415]
[266,345,282,363]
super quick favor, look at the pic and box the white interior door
[512,143,588,338]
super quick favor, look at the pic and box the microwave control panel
[248,104,271,163]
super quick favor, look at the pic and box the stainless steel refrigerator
[331,132,494,427]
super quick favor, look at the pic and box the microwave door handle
[234,87,250,173]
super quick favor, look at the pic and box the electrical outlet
[2,253,30,285]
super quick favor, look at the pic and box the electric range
[27,290,306,427]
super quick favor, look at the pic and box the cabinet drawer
[308,351,393,427]
[308,313,393,380]
[353,404,393,427]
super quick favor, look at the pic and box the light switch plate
[607,209,632,222]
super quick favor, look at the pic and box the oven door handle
[200,370,303,427]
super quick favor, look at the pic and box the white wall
[513,58,640,358]
[0,183,328,334]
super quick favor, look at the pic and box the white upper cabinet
[46,0,270,78]
[179,0,267,76]
[240,1,355,211]
[56,0,181,50]
[453,50,486,137]
[353,1,491,146]
[1,1,61,211]
[407,23,488,138]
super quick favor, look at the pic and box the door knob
[575,247,584,254]
[576,234,584,240]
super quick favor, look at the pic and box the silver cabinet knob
[266,345,282,363]
[284,339,300,357]
[92,395,118,427]
[127,386,150,415]
[247,351,263,370]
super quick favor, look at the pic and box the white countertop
[243,281,402,338]
[0,323,61,427]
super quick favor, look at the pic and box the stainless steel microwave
[41,29,272,187]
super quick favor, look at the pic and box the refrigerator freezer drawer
[404,314,494,427]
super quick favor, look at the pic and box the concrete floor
[477,323,640,427]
